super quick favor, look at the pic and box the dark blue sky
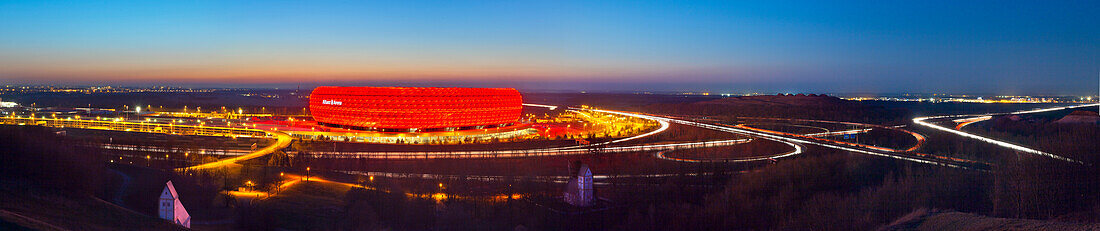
[0,0,1097,94]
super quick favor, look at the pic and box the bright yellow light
[431,193,447,201]
[228,190,267,197]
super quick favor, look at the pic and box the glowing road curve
[914,103,1099,164]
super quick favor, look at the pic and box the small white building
[564,164,594,207]
[158,181,191,228]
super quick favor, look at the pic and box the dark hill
[644,94,907,123]
[694,94,850,107]
[1054,110,1100,124]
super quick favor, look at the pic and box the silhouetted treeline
[976,114,1100,221]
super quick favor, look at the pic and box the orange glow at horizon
[0,52,710,84]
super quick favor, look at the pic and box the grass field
[0,179,186,231]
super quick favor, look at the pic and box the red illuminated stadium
[308,86,523,132]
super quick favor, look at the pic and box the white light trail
[914,103,1100,164]
[654,139,803,163]
[953,116,992,130]
[669,119,979,169]
[804,128,873,137]
[585,108,950,166]
[522,103,558,110]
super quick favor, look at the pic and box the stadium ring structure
[309,86,523,132]
[299,86,534,144]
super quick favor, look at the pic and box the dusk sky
[1,0,1097,94]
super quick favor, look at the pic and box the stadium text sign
[322,100,343,106]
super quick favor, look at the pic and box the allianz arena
[308,86,523,132]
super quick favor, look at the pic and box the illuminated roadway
[178,131,294,171]
[583,108,990,170]
[953,116,992,130]
[914,103,1100,164]
[653,127,883,163]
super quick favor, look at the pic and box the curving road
[178,131,294,171]
[608,110,990,170]
[914,103,1099,164]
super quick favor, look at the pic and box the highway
[719,117,927,152]
[178,131,294,171]
[303,138,754,159]
[953,116,992,130]
[653,139,802,163]
[914,103,1099,164]
[336,170,746,186]
[581,108,990,170]
[654,127,889,163]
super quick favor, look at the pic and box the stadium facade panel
[309,86,523,131]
